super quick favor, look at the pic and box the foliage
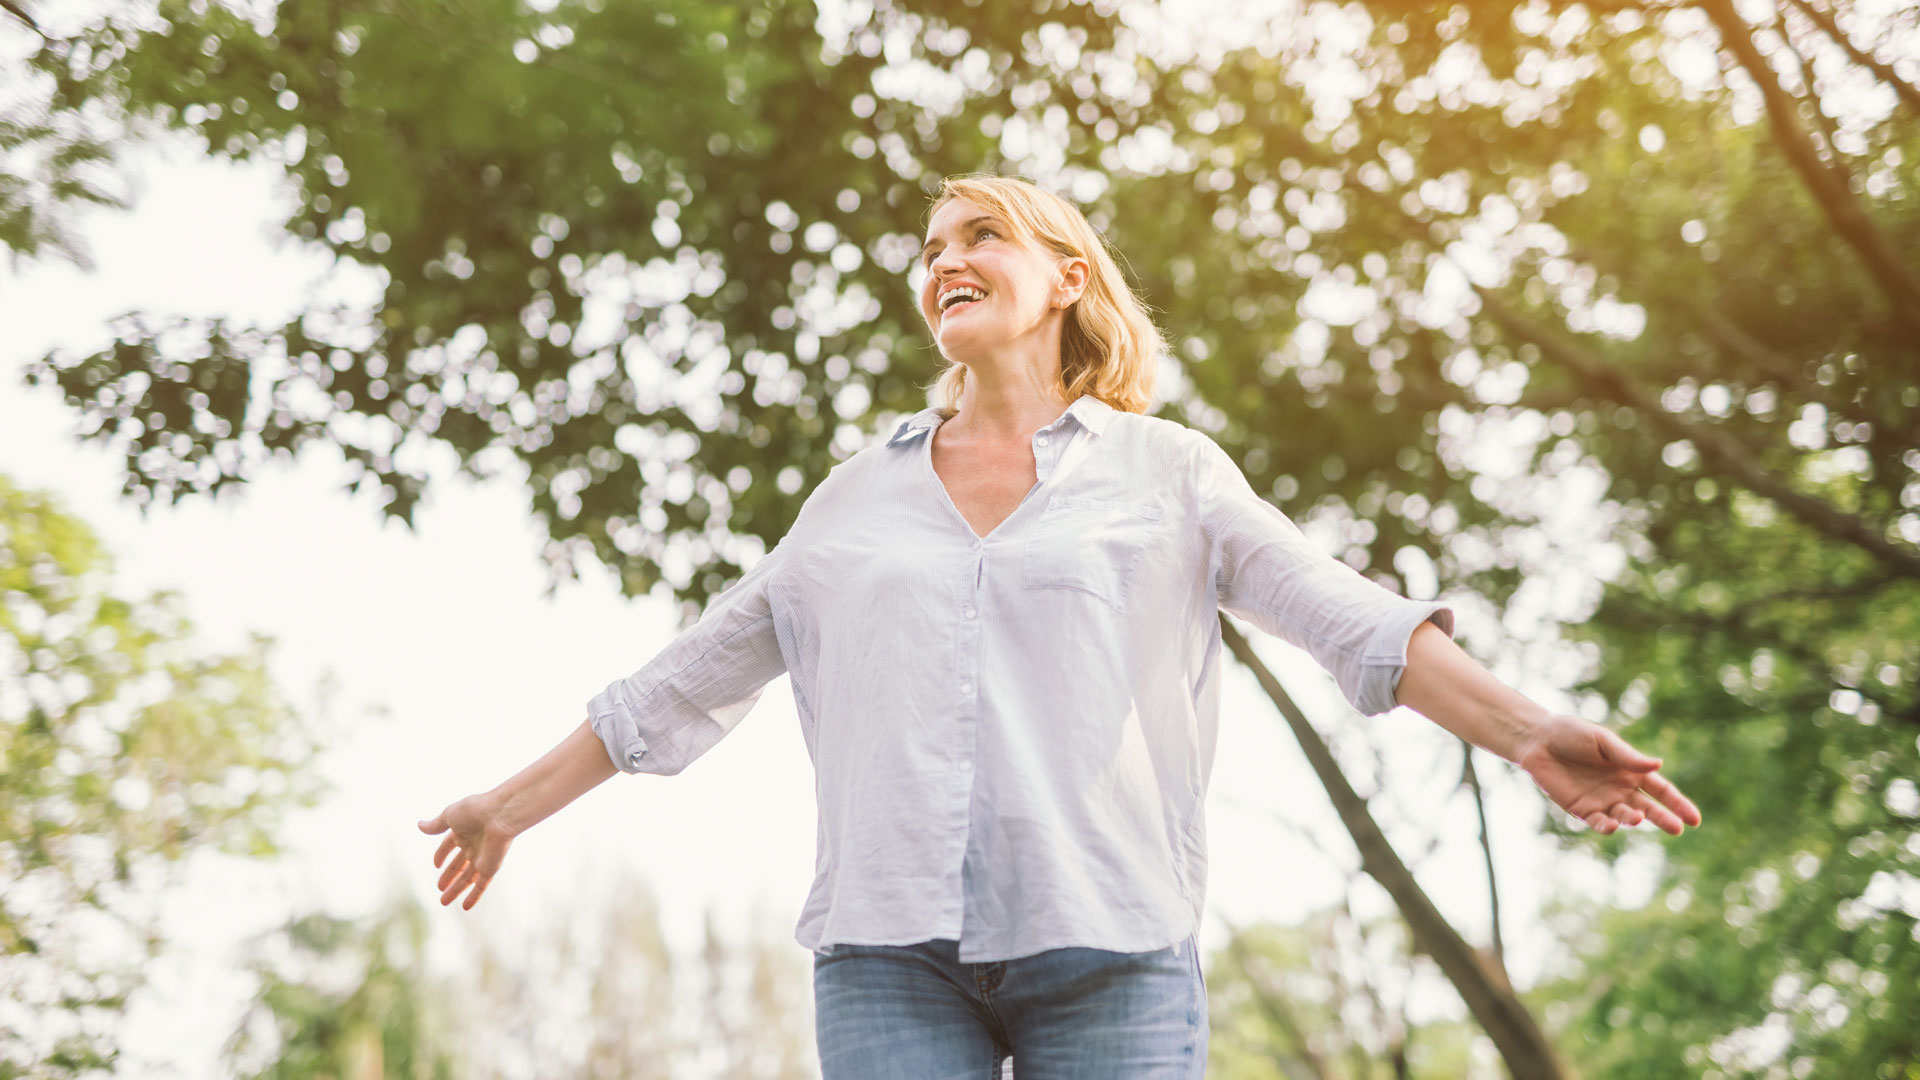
[13,0,1127,610]
[224,895,457,1080]
[226,876,816,1080]
[1205,911,1485,1080]
[8,0,1920,1073]
[0,474,322,1078]
[0,0,127,269]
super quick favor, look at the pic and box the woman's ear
[1055,255,1090,308]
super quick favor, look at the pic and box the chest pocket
[1021,495,1165,614]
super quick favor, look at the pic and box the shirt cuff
[1359,601,1456,716]
[588,683,650,774]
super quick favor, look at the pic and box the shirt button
[963,605,977,619]
[1036,434,1050,447]
[960,681,974,695]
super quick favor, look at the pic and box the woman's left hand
[1513,714,1702,835]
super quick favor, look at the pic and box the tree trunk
[1219,616,1575,1080]
[1701,0,1920,340]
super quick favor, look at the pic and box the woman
[419,175,1701,1078]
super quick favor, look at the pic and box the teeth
[940,286,984,311]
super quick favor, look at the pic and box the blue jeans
[812,934,1208,1079]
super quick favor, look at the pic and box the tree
[1136,0,1919,1071]
[16,0,1920,1073]
[224,896,458,1080]
[1206,909,1484,1080]
[226,876,817,1080]
[13,0,1126,609]
[0,473,322,1077]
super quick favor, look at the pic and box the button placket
[960,551,985,699]
[1034,426,1057,480]
[949,550,986,920]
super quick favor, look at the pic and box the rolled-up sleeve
[1195,434,1454,716]
[588,541,793,776]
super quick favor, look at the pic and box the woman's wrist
[481,785,533,838]
[484,717,619,838]
[1490,699,1552,765]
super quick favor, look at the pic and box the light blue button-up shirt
[589,394,1455,962]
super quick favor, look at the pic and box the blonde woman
[420,175,1701,1078]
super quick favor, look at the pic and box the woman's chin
[936,322,998,360]
[933,332,967,360]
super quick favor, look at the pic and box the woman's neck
[944,372,1074,443]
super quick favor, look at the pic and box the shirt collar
[885,394,1116,448]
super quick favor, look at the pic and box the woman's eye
[920,226,998,269]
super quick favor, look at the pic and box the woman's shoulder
[791,440,899,515]
[1122,411,1205,440]
[1105,411,1220,468]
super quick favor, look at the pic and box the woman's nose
[927,244,967,275]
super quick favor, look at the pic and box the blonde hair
[923,175,1164,416]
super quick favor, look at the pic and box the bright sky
[0,118,1632,1080]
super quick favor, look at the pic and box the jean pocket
[1021,495,1164,614]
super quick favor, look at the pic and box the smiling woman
[420,173,1699,1080]
[916,175,1164,419]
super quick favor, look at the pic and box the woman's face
[917,196,1075,361]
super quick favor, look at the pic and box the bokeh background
[2,0,1916,1076]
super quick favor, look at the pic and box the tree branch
[1600,585,1917,728]
[1461,742,1506,971]
[1683,298,1874,424]
[1700,0,1920,339]
[0,0,48,41]
[1218,617,1573,1080]
[1473,288,1920,580]
[1784,0,1920,117]
[1551,236,1918,453]
[1767,2,1849,177]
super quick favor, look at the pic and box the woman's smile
[942,296,983,320]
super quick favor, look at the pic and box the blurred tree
[1206,909,1484,1080]
[228,876,816,1080]
[575,877,683,1078]
[14,0,1920,1073]
[223,895,458,1080]
[12,0,1128,613]
[0,474,322,1078]
[699,907,816,1080]
[1114,1,1920,1075]
[0,0,126,269]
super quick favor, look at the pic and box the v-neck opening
[923,413,1045,543]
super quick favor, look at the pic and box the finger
[433,834,457,868]
[1609,801,1644,827]
[418,813,448,834]
[463,872,495,910]
[1639,771,1703,827]
[440,863,477,907]
[1631,791,1687,836]
[438,853,469,892]
[1599,730,1662,772]
[1584,811,1617,834]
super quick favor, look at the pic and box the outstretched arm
[417,717,618,909]
[1393,620,1702,836]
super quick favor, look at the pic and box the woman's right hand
[418,793,516,910]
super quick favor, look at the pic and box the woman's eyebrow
[919,215,1001,264]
